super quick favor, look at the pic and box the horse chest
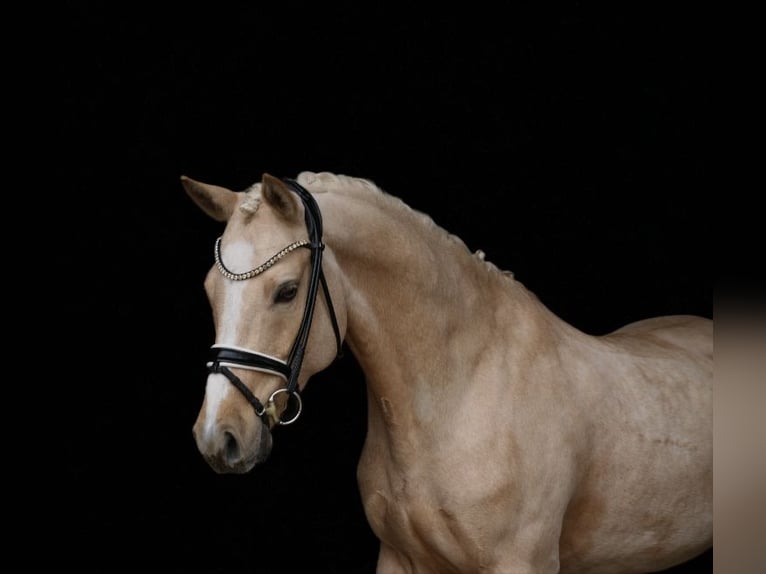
[358,457,494,571]
[363,488,484,571]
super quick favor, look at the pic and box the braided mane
[295,171,514,279]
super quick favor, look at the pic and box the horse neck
[320,188,566,425]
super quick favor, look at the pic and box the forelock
[239,183,262,215]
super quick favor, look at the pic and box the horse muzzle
[192,414,273,474]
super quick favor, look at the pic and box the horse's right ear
[180,175,237,222]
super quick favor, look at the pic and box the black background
[48,4,712,573]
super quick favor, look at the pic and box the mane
[296,171,514,281]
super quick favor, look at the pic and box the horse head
[182,173,346,473]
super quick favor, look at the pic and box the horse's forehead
[218,210,304,271]
[219,238,260,271]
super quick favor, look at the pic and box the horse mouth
[209,457,257,474]
[207,448,269,474]
[204,424,273,474]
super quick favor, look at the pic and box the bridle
[206,178,343,426]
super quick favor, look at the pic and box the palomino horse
[183,171,712,573]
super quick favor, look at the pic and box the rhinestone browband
[214,237,311,281]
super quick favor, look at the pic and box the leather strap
[210,364,266,417]
[208,346,291,380]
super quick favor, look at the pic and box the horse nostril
[223,431,241,464]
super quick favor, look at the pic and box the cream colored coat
[184,171,712,574]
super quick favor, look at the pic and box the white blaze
[203,240,254,439]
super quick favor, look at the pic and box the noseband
[206,179,343,426]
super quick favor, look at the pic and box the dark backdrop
[48,4,711,573]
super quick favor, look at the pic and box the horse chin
[239,429,273,473]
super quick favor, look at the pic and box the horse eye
[275,282,299,303]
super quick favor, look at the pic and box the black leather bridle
[206,178,343,426]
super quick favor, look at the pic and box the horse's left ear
[261,173,302,222]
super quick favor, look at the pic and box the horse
[182,171,713,573]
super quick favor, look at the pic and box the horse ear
[261,173,301,221]
[180,175,237,222]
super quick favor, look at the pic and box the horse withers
[183,171,712,573]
